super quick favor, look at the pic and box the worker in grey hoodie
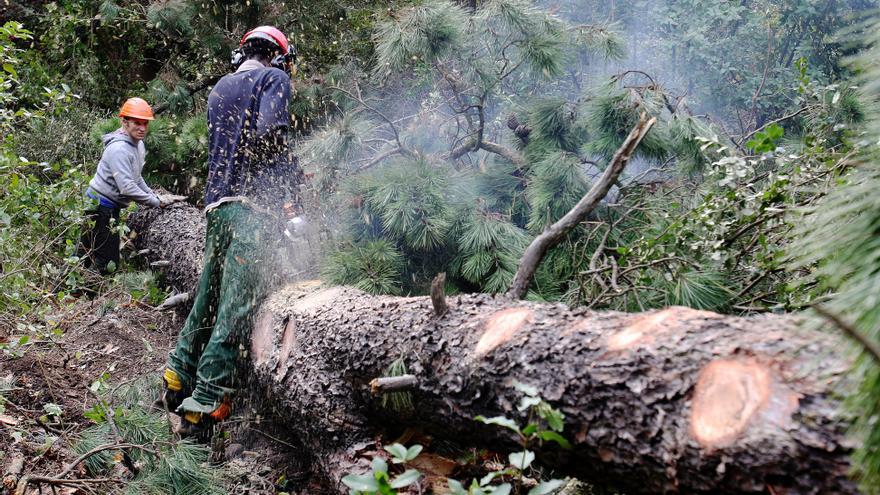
[80,97,166,274]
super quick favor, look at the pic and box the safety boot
[152,369,186,413]
[175,399,231,443]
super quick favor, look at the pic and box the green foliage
[76,382,221,494]
[526,151,589,232]
[373,1,468,78]
[453,209,528,293]
[582,85,668,161]
[344,382,569,495]
[116,271,168,306]
[379,357,414,412]
[746,123,784,154]
[468,381,569,495]
[786,16,880,482]
[663,269,733,311]
[323,240,404,295]
[341,449,422,495]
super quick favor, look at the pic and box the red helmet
[240,26,289,54]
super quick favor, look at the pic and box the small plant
[745,123,784,154]
[464,381,570,495]
[341,443,422,494]
[343,382,571,495]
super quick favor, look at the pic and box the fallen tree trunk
[127,201,205,294]
[129,203,859,494]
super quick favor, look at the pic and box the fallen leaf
[0,414,18,426]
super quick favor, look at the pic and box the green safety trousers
[166,201,277,415]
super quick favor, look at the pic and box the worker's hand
[283,215,307,241]
[158,194,187,207]
[282,201,298,220]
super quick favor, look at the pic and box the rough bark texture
[128,202,205,293]
[250,285,856,494]
[130,203,858,494]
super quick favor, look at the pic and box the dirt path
[1,292,316,494]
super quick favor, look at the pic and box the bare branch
[331,85,411,155]
[431,272,449,317]
[449,138,525,167]
[813,305,880,365]
[508,114,657,300]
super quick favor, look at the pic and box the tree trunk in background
[129,204,859,494]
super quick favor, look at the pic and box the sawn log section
[130,204,858,494]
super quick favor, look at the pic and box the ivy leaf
[389,469,421,488]
[537,430,572,449]
[384,443,407,462]
[527,479,566,495]
[405,444,423,461]
[509,450,535,470]
[491,484,512,495]
[513,381,539,397]
[447,479,468,495]
[475,415,521,433]
[538,404,565,432]
[43,403,62,417]
[341,474,378,492]
[480,469,515,486]
[517,396,541,411]
[371,456,388,475]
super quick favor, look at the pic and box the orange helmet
[119,97,154,121]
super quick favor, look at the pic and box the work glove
[158,194,187,207]
[284,215,307,241]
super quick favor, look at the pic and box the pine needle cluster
[787,16,880,483]
[74,381,221,495]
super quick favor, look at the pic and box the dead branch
[13,443,157,495]
[431,273,449,317]
[449,138,525,167]
[813,305,880,365]
[507,114,657,300]
[3,454,24,490]
[370,375,418,394]
[156,292,189,311]
[85,388,139,476]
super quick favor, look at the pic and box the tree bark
[129,203,859,494]
[128,201,205,294]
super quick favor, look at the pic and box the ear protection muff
[271,44,297,73]
[231,47,244,69]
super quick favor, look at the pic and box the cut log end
[475,307,533,356]
[689,357,797,448]
[607,306,721,351]
[251,311,276,367]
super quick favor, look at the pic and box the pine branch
[331,85,412,156]
[813,305,880,365]
[153,74,223,115]
[449,138,525,166]
[508,113,657,300]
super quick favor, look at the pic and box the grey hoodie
[88,129,161,208]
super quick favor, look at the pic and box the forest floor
[0,289,322,495]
